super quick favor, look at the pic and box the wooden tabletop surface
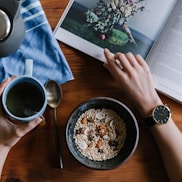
[1,0,182,182]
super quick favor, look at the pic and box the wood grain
[1,0,182,181]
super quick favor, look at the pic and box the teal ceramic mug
[2,59,47,122]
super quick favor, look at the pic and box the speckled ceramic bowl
[66,97,139,170]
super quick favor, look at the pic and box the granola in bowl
[66,97,139,169]
[74,108,126,161]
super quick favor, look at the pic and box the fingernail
[104,48,109,52]
[37,116,46,128]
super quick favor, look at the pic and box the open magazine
[54,0,182,103]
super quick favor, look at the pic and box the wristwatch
[143,105,171,127]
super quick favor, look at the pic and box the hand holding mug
[0,78,43,149]
[2,59,47,122]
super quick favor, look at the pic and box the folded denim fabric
[0,0,74,84]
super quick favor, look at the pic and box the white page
[147,0,182,103]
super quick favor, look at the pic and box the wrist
[0,145,11,177]
[0,144,11,153]
[139,95,163,118]
[0,144,11,160]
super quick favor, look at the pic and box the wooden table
[1,0,182,181]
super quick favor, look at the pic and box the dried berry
[76,127,85,135]
[98,149,104,153]
[87,117,94,123]
[88,135,94,141]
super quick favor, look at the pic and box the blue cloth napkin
[0,0,74,84]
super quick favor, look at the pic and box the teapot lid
[0,9,11,41]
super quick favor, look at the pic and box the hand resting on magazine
[104,48,182,182]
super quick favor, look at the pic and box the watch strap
[143,116,156,127]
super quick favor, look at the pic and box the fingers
[114,53,133,72]
[104,49,119,71]
[104,48,115,63]
[104,49,126,80]
[0,78,11,95]
[104,48,149,72]
[104,49,135,72]
[104,48,135,74]
[115,52,145,70]
[0,76,16,95]
[135,54,150,71]
[16,117,43,137]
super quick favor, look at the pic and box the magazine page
[147,0,182,103]
[54,0,176,62]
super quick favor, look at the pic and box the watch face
[153,105,171,124]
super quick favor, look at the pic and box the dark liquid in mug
[6,82,44,117]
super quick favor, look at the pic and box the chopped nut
[88,142,93,148]
[96,139,102,148]
[81,117,88,124]
[98,124,107,137]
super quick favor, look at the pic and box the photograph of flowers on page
[55,0,177,59]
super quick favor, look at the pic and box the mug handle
[24,59,33,76]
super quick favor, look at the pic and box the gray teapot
[0,0,25,58]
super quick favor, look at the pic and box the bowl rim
[66,96,139,169]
